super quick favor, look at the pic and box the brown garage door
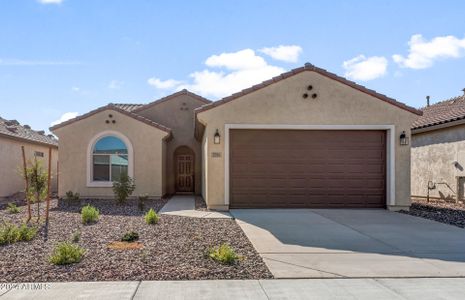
[230,129,386,208]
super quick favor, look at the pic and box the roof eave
[195,64,422,116]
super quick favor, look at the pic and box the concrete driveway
[231,209,465,278]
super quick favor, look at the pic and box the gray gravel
[0,199,272,282]
[399,200,465,228]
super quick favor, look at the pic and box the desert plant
[112,173,136,204]
[71,230,81,243]
[121,231,139,242]
[49,242,85,265]
[144,208,159,225]
[25,159,48,221]
[0,222,37,246]
[81,204,99,224]
[17,224,37,241]
[208,243,240,265]
[65,191,80,202]
[7,203,20,214]
[138,194,148,211]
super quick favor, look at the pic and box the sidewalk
[2,278,465,299]
[159,195,232,219]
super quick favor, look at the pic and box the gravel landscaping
[0,199,272,282]
[399,199,465,228]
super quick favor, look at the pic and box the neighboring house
[51,64,421,210]
[411,90,465,202]
[0,117,58,200]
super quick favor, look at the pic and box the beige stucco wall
[136,94,207,195]
[197,71,418,210]
[411,124,465,200]
[52,109,168,198]
[0,136,58,198]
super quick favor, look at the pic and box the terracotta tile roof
[0,117,58,147]
[195,63,422,116]
[412,94,465,130]
[113,103,145,112]
[132,89,211,113]
[49,104,172,137]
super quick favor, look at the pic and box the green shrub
[65,191,80,201]
[81,204,99,224]
[7,203,20,214]
[144,208,159,225]
[121,231,139,242]
[208,243,240,265]
[138,194,148,211]
[112,173,136,204]
[17,224,37,241]
[49,242,85,265]
[71,230,81,243]
[0,222,37,246]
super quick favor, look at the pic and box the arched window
[92,136,128,182]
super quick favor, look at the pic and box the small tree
[112,173,135,204]
[26,159,48,221]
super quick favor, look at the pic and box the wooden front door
[176,154,194,193]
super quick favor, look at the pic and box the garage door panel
[230,129,386,208]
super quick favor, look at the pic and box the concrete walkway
[3,278,465,299]
[231,209,465,278]
[159,195,232,219]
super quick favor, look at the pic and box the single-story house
[411,90,465,202]
[0,117,58,200]
[51,63,421,210]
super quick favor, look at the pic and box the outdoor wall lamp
[399,131,409,145]
[214,129,221,144]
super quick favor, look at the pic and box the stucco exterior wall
[0,136,58,198]
[136,94,207,195]
[411,124,465,200]
[53,109,168,198]
[197,71,417,210]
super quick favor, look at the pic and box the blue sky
[1,0,465,132]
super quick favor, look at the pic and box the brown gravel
[399,199,465,228]
[0,199,272,282]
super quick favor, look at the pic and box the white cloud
[259,45,303,63]
[393,34,465,69]
[205,49,267,70]
[71,86,80,92]
[108,80,123,89]
[147,78,182,89]
[51,112,79,127]
[343,55,388,81]
[37,0,63,4]
[148,47,292,99]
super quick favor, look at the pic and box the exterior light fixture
[399,131,409,145]
[214,129,221,144]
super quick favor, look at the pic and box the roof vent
[47,134,55,139]
[23,125,31,129]
[6,126,17,133]
[36,130,45,135]
[426,96,430,107]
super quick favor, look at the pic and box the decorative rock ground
[400,199,465,228]
[0,199,272,282]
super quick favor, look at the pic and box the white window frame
[224,124,396,207]
[87,130,134,187]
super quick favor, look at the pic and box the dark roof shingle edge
[132,89,211,113]
[49,104,172,135]
[0,117,58,147]
[195,63,422,116]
